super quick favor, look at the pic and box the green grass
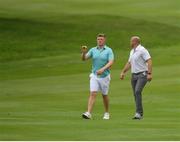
[1,66,180,140]
[1,15,180,62]
[0,0,180,140]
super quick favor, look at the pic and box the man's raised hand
[81,45,88,54]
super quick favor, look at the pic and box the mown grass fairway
[0,0,180,140]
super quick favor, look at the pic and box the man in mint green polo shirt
[81,33,114,120]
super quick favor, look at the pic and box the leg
[134,74,147,116]
[82,74,99,119]
[88,74,99,113]
[131,75,137,112]
[87,91,97,113]
[102,95,109,113]
[99,75,111,113]
[99,75,111,119]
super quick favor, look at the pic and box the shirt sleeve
[142,49,151,61]
[85,48,93,58]
[108,49,114,61]
[128,51,132,62]
[128,55,131,62]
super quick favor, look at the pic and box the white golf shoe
[103,112,110,120]
[133,113,143,120]
[82,112,92,119]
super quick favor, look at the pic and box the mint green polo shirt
[86,45,114,78]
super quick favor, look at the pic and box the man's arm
[146,58,152,81]
[97,48,114,75]
[120,62,131,80]
[96,60,114,75]
[81,52,88,61]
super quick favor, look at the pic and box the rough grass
[0,15,180,62]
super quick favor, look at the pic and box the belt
[132,71,147,75]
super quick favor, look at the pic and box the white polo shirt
[128,44,151,73]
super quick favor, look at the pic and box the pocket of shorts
[89,73,93,79]
[108,75,111,81]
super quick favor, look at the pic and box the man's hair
[131,36,141,43]
[97,33,106,38]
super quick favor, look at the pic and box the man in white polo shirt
[81,33,114,120]
[120,36,152,119]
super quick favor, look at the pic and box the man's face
[97,37,106,47]
[130,38,138,48]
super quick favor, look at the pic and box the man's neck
[98,45,105,48]
[133,44,140,49]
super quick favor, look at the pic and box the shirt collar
[97,45,106,50]
[133,44,141,52]
[135,44,141,50]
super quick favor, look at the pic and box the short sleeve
[128,51,132,62]
[142,49,151,61]
[108,49,114,61]
[128,54,131,62]
[86,48,93,58]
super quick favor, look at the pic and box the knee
[90,91,97,97]
[135,90,142,96]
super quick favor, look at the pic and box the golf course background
[0,0,180,140]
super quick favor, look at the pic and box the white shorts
[89,73,111,95]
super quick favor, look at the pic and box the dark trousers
[131,72,147,116]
